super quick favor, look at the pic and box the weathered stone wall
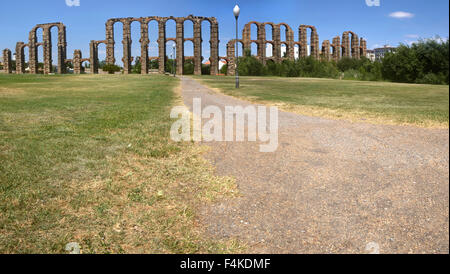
[227,21,364,74]
[2,49,12,73]
[73,50,82,74]
[22,22,67,75]
[7,17,366,76]
[102,15,219,75]
[15,42,26,74]
[241,22,295,64]
[321,40,331,61]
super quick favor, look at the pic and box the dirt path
[181,77,449,254]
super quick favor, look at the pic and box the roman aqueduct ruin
[2,15,366,75]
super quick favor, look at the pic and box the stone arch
[102,16,219,75]
[299,25,319,59]
[321,40,331,61]
[165,39,177,74]
[226,39,244,76]
[342,31,360,59]
[331,36,341,61]
[278,23,294,60]
[265,41,274,58]
[28,23,67,74]
[15,42,29,74]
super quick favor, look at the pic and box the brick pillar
[89,41,98,74]
[360,38,367,59]
[243,24,251,55]
[106,20,115,65]
[351,34,360,59]
[258,23,266,63]
[193,20,202,75]
[321,40,331,61]
[73,50,82,74]
[299,26,307,58]
[122,19,132,74]
[210,21,219,75]
[29,28,38,74]
[2,49,12,73]
[176,19,184,75]
[332,36,341,61]
[140,21,149,74]
[57,25,67,74]
[226,40,236,76]
[158,20,166,74]
[286,28,295,60]
[342,32,350,58]
[311,29,320,60]
[15,42,25,74]
[43,27,52,74]
[273,25,281,62]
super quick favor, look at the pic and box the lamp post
[172,44,176,77]
[233,4,240,88]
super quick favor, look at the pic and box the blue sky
[0,0,448,64]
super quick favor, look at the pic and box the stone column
[286,28,295,60]
[140,21,149,74]
[176,19,184,75]
[158,20,166,74]
[122,19,132,74]
[273,25,281,62]
[351,34,360,59]
[342,32,350,58]
[226,40,236,76]
[15,42,25,74]
[299,26,308,58]
[242,24,251,55]
[57,25,67,74]
[257,23,266,62]
[210,21,219,75]
[193,20,202,75]
[29,28,38,74]
[360,38,367,59]
[89,41,99,74]
[2,49,12,73]
[332,36,341,61]
[43,27,52,74]
[73,50,82,74]
[311,29,320,60]
[106,20,115,65]
[321,40,331,61]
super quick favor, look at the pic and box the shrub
[102,64,121,74]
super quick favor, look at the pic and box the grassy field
[194,76,449,128]
[0,74,241,254]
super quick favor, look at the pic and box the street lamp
[172,44,176,77]
[233,4,240,88]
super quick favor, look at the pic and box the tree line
[224,38,449,85]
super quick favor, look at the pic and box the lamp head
[233,5,240,19]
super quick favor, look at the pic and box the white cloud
[389,11,415,19]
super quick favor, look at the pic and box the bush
[220,64,228,75]
[237,55,267,76]
[183,59,194,75]
[103,64,121,74]
[201,64,211,75]
[382,38,449,84]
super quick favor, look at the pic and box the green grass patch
[0,74,241,254]
[194,76,449,128]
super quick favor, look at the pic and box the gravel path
[181,77,449,254]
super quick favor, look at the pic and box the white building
[366,50,376,61]
[374,45,396,60]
